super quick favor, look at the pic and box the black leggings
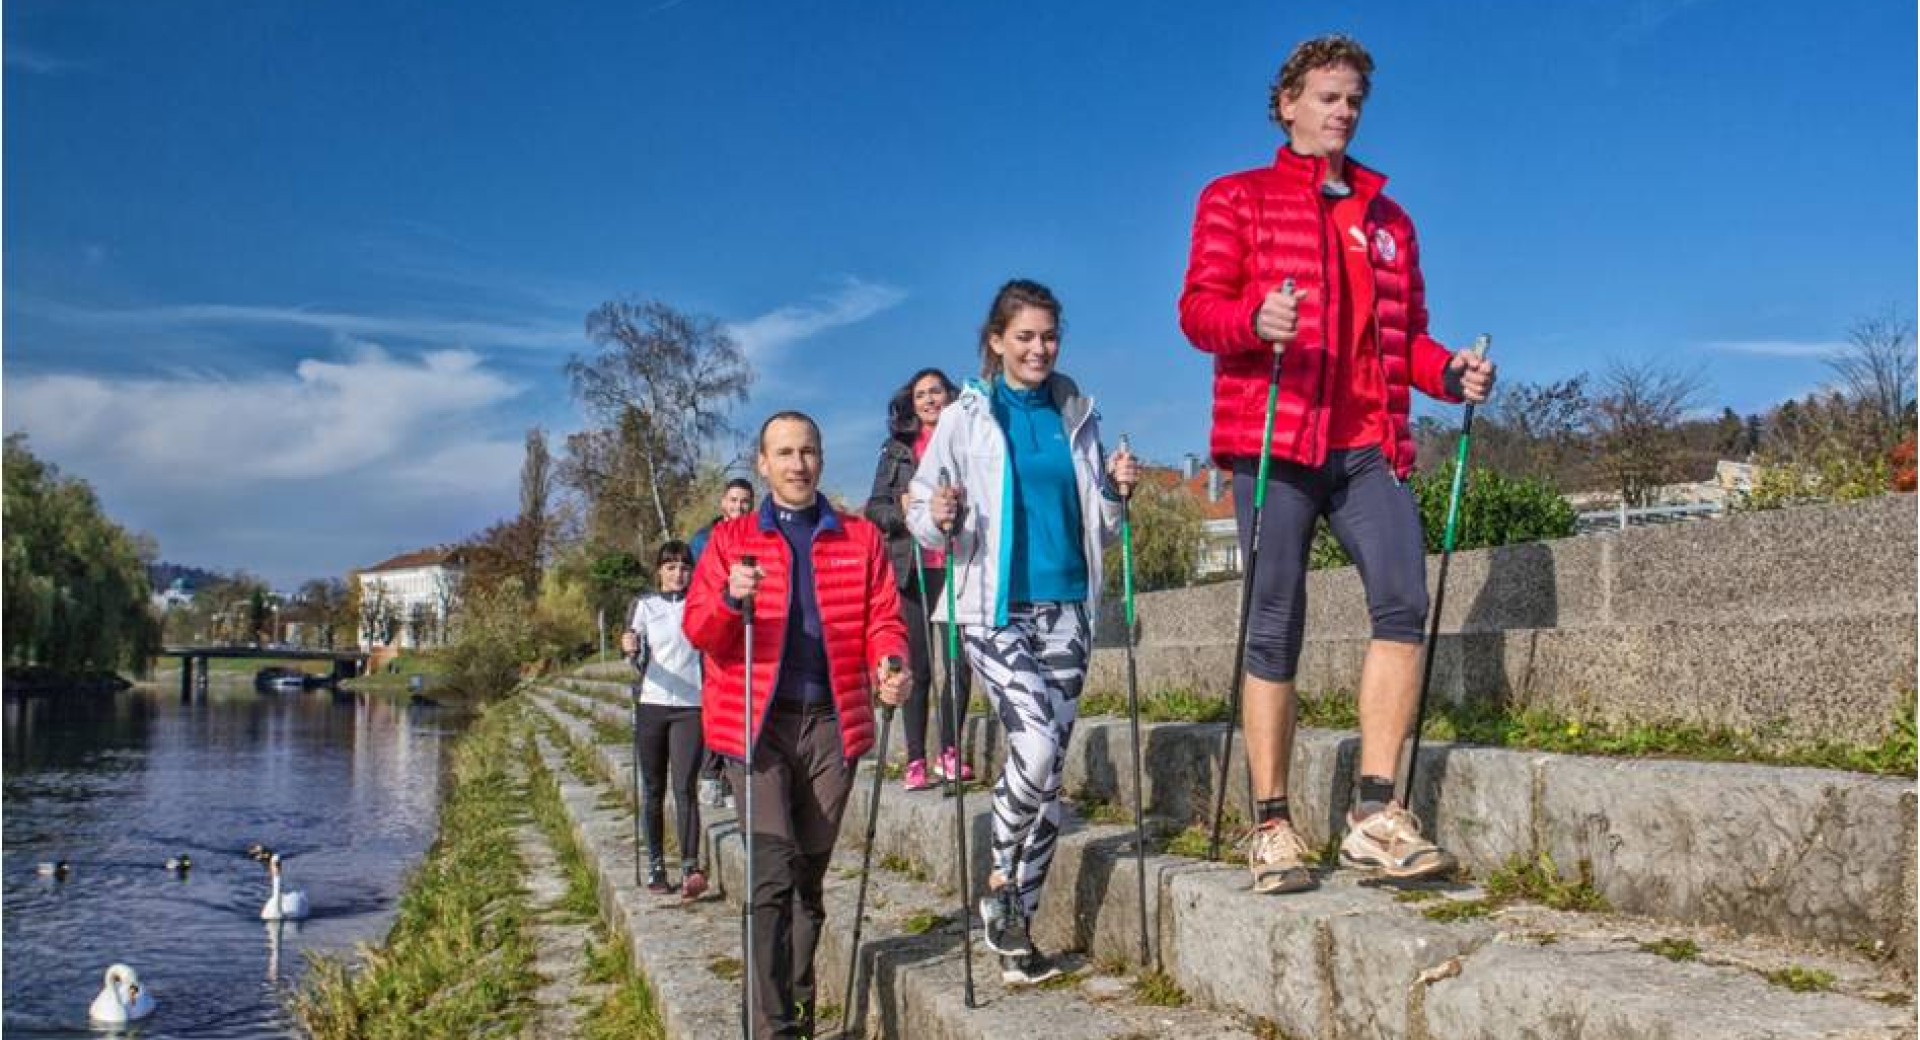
[635,703,704,871]
[900,565,974,762]
[1233,445,1429,682]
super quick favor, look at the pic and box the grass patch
[1035,970,1081,991]
[878,853,928,883]
[1393,888,1441,903]
[1484,853,1609,913]
[1640,937,1700,962]
[708,956,743,981]
[1300,692,1917,778]
[590,715,630,746]
[1430,697,1916,778]
[290,701,539,1040]
[1078,688,1231,724]
[1764,966,1836,993]
[1131,969,1189,1007]
[900,910,948,935]
[1158,824,1246,865]
[524,744,602,921]
[577,930,666,1040]
[1075,795,1133,826]
[1421,897,1497,923]
[1251,1019,1306,1040]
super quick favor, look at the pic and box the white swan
[260,853,310,920]
[88,963,156,1024]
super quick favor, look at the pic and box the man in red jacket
[1179,35,1496,896]
[684,410,909,1040]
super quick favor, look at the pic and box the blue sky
[6,0,1915,588]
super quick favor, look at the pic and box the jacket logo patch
[1373,228,1397,265]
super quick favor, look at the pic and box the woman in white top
[625,539,708,899]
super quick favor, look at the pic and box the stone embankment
[535,672,1916,1039]
[1087,494,1917,743]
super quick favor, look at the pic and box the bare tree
[1481,375,1594,489]
[297,577,349,649]
[558,424,654,550]
[519,427,553,569]
[566,300,753,541]
[1591,360,1706,506]
[1827,307,1916,449]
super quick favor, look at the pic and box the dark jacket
[863,436,919,589]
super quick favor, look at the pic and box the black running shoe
[645,863,671,895]
[979,885,1031,956]
[1000,947,1063,987]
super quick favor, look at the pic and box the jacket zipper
[1308,183,1336,467]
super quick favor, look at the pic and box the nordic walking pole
[938,467,977,1009]
[841,656,903,1038]
[1398,335,1492,808]
[1208,278,1294,862]
[738,553,759,1040]
[1116,433,1152,968]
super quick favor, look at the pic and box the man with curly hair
[1179,34,1498,895]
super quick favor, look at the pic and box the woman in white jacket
[907,278,1137,986]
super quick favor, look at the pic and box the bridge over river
[161,645,371,700]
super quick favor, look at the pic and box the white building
[151,578,195,612]
[356,547,464,651]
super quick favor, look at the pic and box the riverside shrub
[1311,461,1575,569]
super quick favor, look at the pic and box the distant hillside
[149,561,223,591]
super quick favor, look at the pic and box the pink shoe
[935,747,975,782]
[902,759,933,791]
[680,869,708,901]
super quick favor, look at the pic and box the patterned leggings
[963,601,1090,917]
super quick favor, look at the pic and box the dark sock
[1257,797,1292,826]
[1356,775,1396,814]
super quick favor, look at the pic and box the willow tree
[3,435,161,674]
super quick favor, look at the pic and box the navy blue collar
[756,494,841,536]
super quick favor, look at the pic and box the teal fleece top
[990,378,1087,604]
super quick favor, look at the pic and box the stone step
[1083,611,1917,746]
[571,659,635,681]
[837,754,1914,1040]
[524,721,741,1039]
[550,678,1914,968]
[526,689,1264,1040]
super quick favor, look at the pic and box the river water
[3,679,470,1038]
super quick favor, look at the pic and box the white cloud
[8,347,517,481]
[4,349,529,586]
[4,46,84,75]
[727,278,907,363]
[22,297,582,352]
[1697,339,1842,359]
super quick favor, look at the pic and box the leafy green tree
[3,435,162,674]
[1101,475,1205,595]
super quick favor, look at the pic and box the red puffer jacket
[1179,147,1461,477]
[683,500,907,762]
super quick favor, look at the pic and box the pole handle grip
[937,467,956,534]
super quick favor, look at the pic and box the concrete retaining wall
[1089,495,1918,742]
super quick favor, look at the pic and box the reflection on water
[3,681,470,1038]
